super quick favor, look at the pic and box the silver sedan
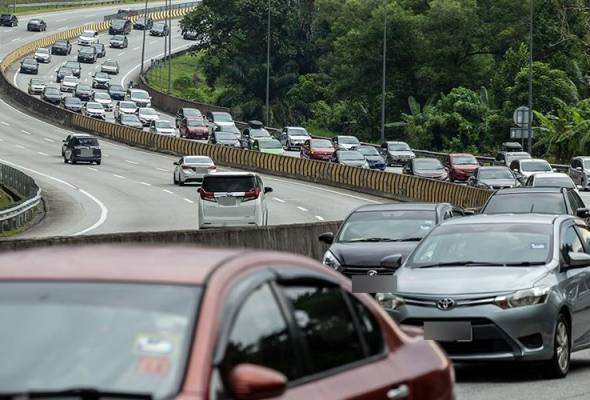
[173,156,216,185]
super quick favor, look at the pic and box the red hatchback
[0,245,455,400]
[446,153,479,182]
[301,138,335,161]
[179,117,209,140]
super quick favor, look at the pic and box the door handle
[387,384,409,400]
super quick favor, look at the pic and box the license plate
[80,149,93,157]
[217,197,237,207]
[423,321,472,342]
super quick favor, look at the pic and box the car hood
[312,147,334,153]
[330,242,419,267]
[261,148,284,155]
[414,170,446,178]
[187,127,208,133]
[451,165,477,172]
[219,139,240,145]
[365,155,385,163]
[395,266,550,295]
[341,160,366,167]
[389,150,414,156]
[480,178,517,187]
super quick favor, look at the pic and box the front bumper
[20,68,37,74]
[93,82,109,89]
[35,57,50,63]
[86,113,105,119]
[310,154,333,161]
[61,86,76,92]
[110,43,125,48]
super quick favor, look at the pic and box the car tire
[173,173,178,185]
[178,177,185,186]
[544,315,570,379]
[63,156,68,164]
[96,160,101,165]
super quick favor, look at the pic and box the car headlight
[494,286,550,309]
[363,162,369,169]
[375,293,405,310]
[322,250,342,271]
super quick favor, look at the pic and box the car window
[509,160,519,170]
[221,283,301,381]
[281,285,365,375]
[347,295,384,356]
[561,225,584,263]
[568,190,585,210]
[576,226,590,253]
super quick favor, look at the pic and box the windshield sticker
[136,355,171,377]
[530,243,546,249]
[134,334,177,355]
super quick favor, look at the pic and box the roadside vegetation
[0,188,13,210]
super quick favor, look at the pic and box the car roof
[449,153,474,157]
[520,158,549,163]
[533,172,569,179]
[70,133,92,137]
[353,202,451,213]
[204,172,257,177]
[493,187,565,194]
[442,213,567,226]
[574,156,590,160]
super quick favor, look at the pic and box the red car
[179,117,209,140]
[0,245,455,400]
[301,138,336,161]
[446,153,480,182]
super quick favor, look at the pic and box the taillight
[199,189,217,202]
[208,165,216,171]
[243,187,261,202]
[181,165,192,170]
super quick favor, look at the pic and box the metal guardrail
[16,0,121,8]
[0,163,42,233]
[103,1,198,20]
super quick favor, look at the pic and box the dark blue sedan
[357,145,387,170]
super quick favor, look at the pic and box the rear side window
[202,176,257,193]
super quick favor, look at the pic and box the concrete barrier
[0,163,43,233]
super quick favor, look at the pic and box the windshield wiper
[396,237,423,242]
[348,238,398,242]
[0,388,152,400]
[502,261,546,267]
[416,261,508,269]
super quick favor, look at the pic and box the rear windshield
[357,146,379,156]
[73,137,99,146]
[249,129,270,138]
[212,112,233,122]
[259,140,282,149]
[483,193,567,215]
[185,156,212,164]
[203,176,257,193]
[534,176,575,189]
[521,160,552,172]
[339,136,360,144]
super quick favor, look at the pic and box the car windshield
[521,160,552,172]
[104,61,117,67]
[121,114,140,123]
[506,153,531,164]
[140,108,157,115]
[63,77,77,83]
[338,210,436,242]
[112,20,125,28]
[212,112,233,122]
[110,85,124,92]
[22,59,36,65]
[186,119,204,127]
[184,109,202,117]
[65,62,79,68]
[185,156,212,164]
[388,143,410,151]
[583,160,590,169]
[65,98,81,104]
[483,193,567,215]
[120,101,136,109]
[77,85,91,91]
[31,79,44,85]
[55,42,67,47]
[112,35,124,41]
[95,93,110,100]
[95,73,109,79]
[414,159,443,170]
[87,103,103,110]
[288,127,308,137]
[132,91,149,99]
[81,31,95,37]
[0,282,200,398]
[356,146,379,156]
[339,136,360,144]
[202,176,257,192]
[249,129,271,138]
[153,23,165,29]
[45,88,59,95]
[479,168,514,180]
[36,48,49,54]
[339,151,364,161]
[217,132,236,140]
[259,140,282,149]
[80,48,94,54]
[451,155,477,165]
[156,121,173,129]
[406,223,552,267]
[311,139,333,149]
[534,176,575,189]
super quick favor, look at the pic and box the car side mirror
[577,167,583,171]
[263,187,273,194]
[552,168,558,172]
[173,161,179,165]
[576,208,590,219]
[463,209,476,216]
[380,254,402,271]
[229,364,287,400]
[566,252,590,269]
[318,232,334,244]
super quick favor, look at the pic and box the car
[510,158,554,184]
[467,166,520,189]
[82,101,106,120]
[198,172,272,228]
[127,88,151,107]
[74,84,94,101]
[175,107,202,128]
[279,126,311,150]
[138,107,159,126]
[333,135,361,150]
[63,61,81,77]
[149,21,169,36]
[300,138,335,161]
[525,172,577,191]
[118,113,143,129]
[100,59,119,74]
[0,244,455,400]
[149,119,175,136]
[62,96,83,113]
[78,46,97,63]
[569,156,590,190]
[108,18,131,35]
[92,92,113,111]
[209,130,241,147]
[78,30,99,46]
[205,111,239,135]
[495,151,531,167]
[51,39,71,55]
[33,47,51,63]
[19,58,38,74]
[331,150,369,168]
[41,86,62,105]
[62,133,101,164]
[252,138,285,155]
[133,16,153,30]
[240,120,272,149]
[27,78,45,95]
[115,7,139,18]
[108,84,126,100]
[92,42,106,58]
[356,145,387,171]
[55,66,73,83]
[445,153,479,182]
[0,14,17,27]
[479,187,589,220]
[114,100,137,119]
[182,29,198,40]
[91,72,110,89]
[109,35,128,49]
[378,213,590,378]
[60,75,79,92]
[403,158,449,180]
[319,202,467,278]
[173,155,216,185]
[179,117,209,140]
[381,141,415,166]
[27,18,46,31]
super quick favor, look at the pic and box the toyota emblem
[367,270,378,276]
[437,298,456,310]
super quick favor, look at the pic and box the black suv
[27,18,46,31]
[78,46,97,63]
[55,66,74,83]
[51,40,72,55]
[63,61,81,77]
[149,22,169,36]
[109,18,131,35]
[62,134,101,165]
[92,43,106,58]
[133,16,153,30]
[0,14,17,27]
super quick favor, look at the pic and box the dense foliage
[180,0,590,159]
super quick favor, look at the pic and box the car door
[570,159,581,184]
[176,110,183,127]
[573,224,590,346]
[301,140,310,158]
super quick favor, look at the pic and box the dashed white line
[0,138,3,142]
[133,46,140,50]
[183,198,194,204]
[0,121,9,126]
[315,216,325,221]
[297,206,309,212]
[43,138,55,142]
[126,160,139,165]
[36,152,48,156]
[55,18,67,22]
[118,52,125,56]
[11,38,21,42]
[21,130,31,135]
[15,144,25,149]
[272,197,286,203]
[113,174,125,179]
[139,182,151,186]
[87,167,98,171]
[162,189,174,194]
[156,167,169,172]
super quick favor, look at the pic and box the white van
[197,172,272,229]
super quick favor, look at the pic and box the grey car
[331,150,369,168]
[381,141,416,166]
[378,214,590,378]
[467,166,520,189]
[569,156,590,190]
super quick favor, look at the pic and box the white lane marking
[156,167,169,172]
[11,38,21,42]
[272,197,286,203]
[126,160,139,165]
[43,137,55,142]
[21,130,31,135]
[121,43,192,85]
[140,182,151,186]
[113,174,125,179]
[315,216,325,221]
[0,157,108,236]
[0,138,3,142]
[163,189,174,194]
[297,206,309,212]
[36,152,48,156]
[133,46,140,50]
[87,167,98,171]
[0,121,9,126]
[13,69,18,86]
[183,198,194,204]
[15,144,25,149]
[118,52,125,56]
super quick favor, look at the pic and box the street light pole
[380,0,387,144]
[139,0,148,76]
[167,0,172,94]
[265,0,270,126]
[527,0,533,154]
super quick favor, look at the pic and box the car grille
[341,266,394,276]
[491,185,511,189]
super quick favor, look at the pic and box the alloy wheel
[556,320,569,373]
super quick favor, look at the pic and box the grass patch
[0,0,162,16]
[0,188,13,210]
[304,124,338,138]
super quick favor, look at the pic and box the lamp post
[265,0,270,126]
[139,0,148,76]
[527,0,533,154]
[167,0,172,94]
[380,0,387,144]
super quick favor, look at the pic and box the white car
[93,92,113,111]
[197,172,272,229]
[150,119,175,136]
[173,156,216,185]
[138,107,159,126]
[82,102,105,119]
[78,30,99,46]
[127,89,151,108]
[525,172,578,191]
[114,100,137,120]
[206,111,239,135]
[60,76,79,92]
[34,47,51,63]
[279,126,311,150]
